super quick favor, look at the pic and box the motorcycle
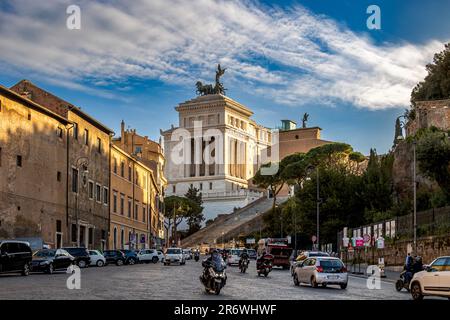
[199,260,227,295]
[395,270,411,292]
[194,252,200,262]
[239,257,249,273]
[396,259,425,292]
[257,254,274,277]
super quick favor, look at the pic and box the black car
[0,240,32,276]
[61,247,91,268]
[120,249,139,265]
[103,250,126,266]
[31,249,75,274]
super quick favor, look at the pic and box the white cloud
[0,0,445,109]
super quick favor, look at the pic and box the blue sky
[0,0,449,155]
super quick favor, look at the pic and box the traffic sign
[311,235,317,243]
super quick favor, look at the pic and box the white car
[89,250,106,267]
[293,256,348,289]
[183,249,192,260]
[164,248,186,265]
[138,249,165,263]
[227,249,242,266]
[410,256,450,300]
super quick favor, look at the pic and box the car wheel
[395,280,404,292]
[96,260,105,267]
[152,256,158,264]
[21,263,30,276]
[116,259,124,266]
[340,283,347,290]
[311,276,318,288]
[128,258,136,265]
[47,263,54,274]
[411,282,423,301]
[78,260,87,268]
[293,273,300,286]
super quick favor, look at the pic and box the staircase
[181,196,287,248]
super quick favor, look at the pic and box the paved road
[0,257,412,300]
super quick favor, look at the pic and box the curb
[348,273,396,284]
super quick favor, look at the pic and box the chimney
[121,120,125,144]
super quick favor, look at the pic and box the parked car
[164,248,185,265]
[31,249,74,274]
[248,249,257,260]
[61,247,91,268]
[183,249,192,260]
[290,251,330,276]
[89,250,106,267]
[138,249,164,263]
[120,249,139,265]
[293,256,348,289]
[0,240,32,276]
[410,256,450,300]
[103,250,126,266]
[227,249,243,266]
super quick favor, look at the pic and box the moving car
[293,256,348,289]
[61,247,91,268]
[290,251,330,276]
[0,240,32,276]
[120,249,139,265]
[164,248,185,265]
[183,249,192,260]
[89,250,106,267]
[103,250,126,266]
[227,249,242,266]
[31,249,74,274]
[138,249,165,263]
[410,256,450,300]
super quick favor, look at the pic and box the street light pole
[316,167,320,251]
[413,140,417,253]
[75,157,89,248]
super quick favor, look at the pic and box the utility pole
[413,140,417,253]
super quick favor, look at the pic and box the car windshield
[34,250,56,257]
[167,249,181,254]
[310,252,330,257]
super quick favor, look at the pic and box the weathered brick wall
[406,99,450,136]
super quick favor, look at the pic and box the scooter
[257,254,274,277]
[194,252,200,262]
[239,258,249,273]
[395,270,412,292]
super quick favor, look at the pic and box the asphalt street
[0,256,415,300]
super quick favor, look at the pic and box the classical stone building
[10,80,113,250]
[113,121,167,246]
[162,94,273,222]
[405,99,450,136]
[109,144,160,250]
[0,84,70,247]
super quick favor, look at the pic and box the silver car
[293,257,348,289]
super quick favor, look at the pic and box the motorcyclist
[203,249,226,272]
[239,249,250,268]
[403,254,415,284]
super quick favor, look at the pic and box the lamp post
[413,140,417,253]
[75,157,89,247]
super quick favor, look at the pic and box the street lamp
[413,140,417,253]
[75,157,89,247]
[306,165,321,250]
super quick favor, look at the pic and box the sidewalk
[346,263,402,283]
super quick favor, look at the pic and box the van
[0,240,33,276]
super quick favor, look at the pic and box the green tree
[253,162,285,214]
[411,43,450,104]
[184,186,205,236]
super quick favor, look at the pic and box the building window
[120,194,125,215]
[73,122,78,140]
[113,192,117,213]
[28,112,31,120]
[97,137,102,153]
[113,158,117,174]
[209,182,213,190]
[135,202,139,220]
[16,155,22,167]
[56,127,63,139]
[128,166,132,181]
[88,181,94,199]
[71,168,78,193]
[57,171,62,182]
[128,197,132,218]
[142,205,146,223]
[103,187,108,205]
[172,185,176,193]
[199,183,203,190]
[120,161,125,177]
[84,129,89,146]
[96,184,101,202]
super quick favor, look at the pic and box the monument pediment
[176,93,253,117]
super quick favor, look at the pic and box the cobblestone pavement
[0,257,414,300]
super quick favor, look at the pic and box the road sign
[311,235,317,243]
[363,234,370,242]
